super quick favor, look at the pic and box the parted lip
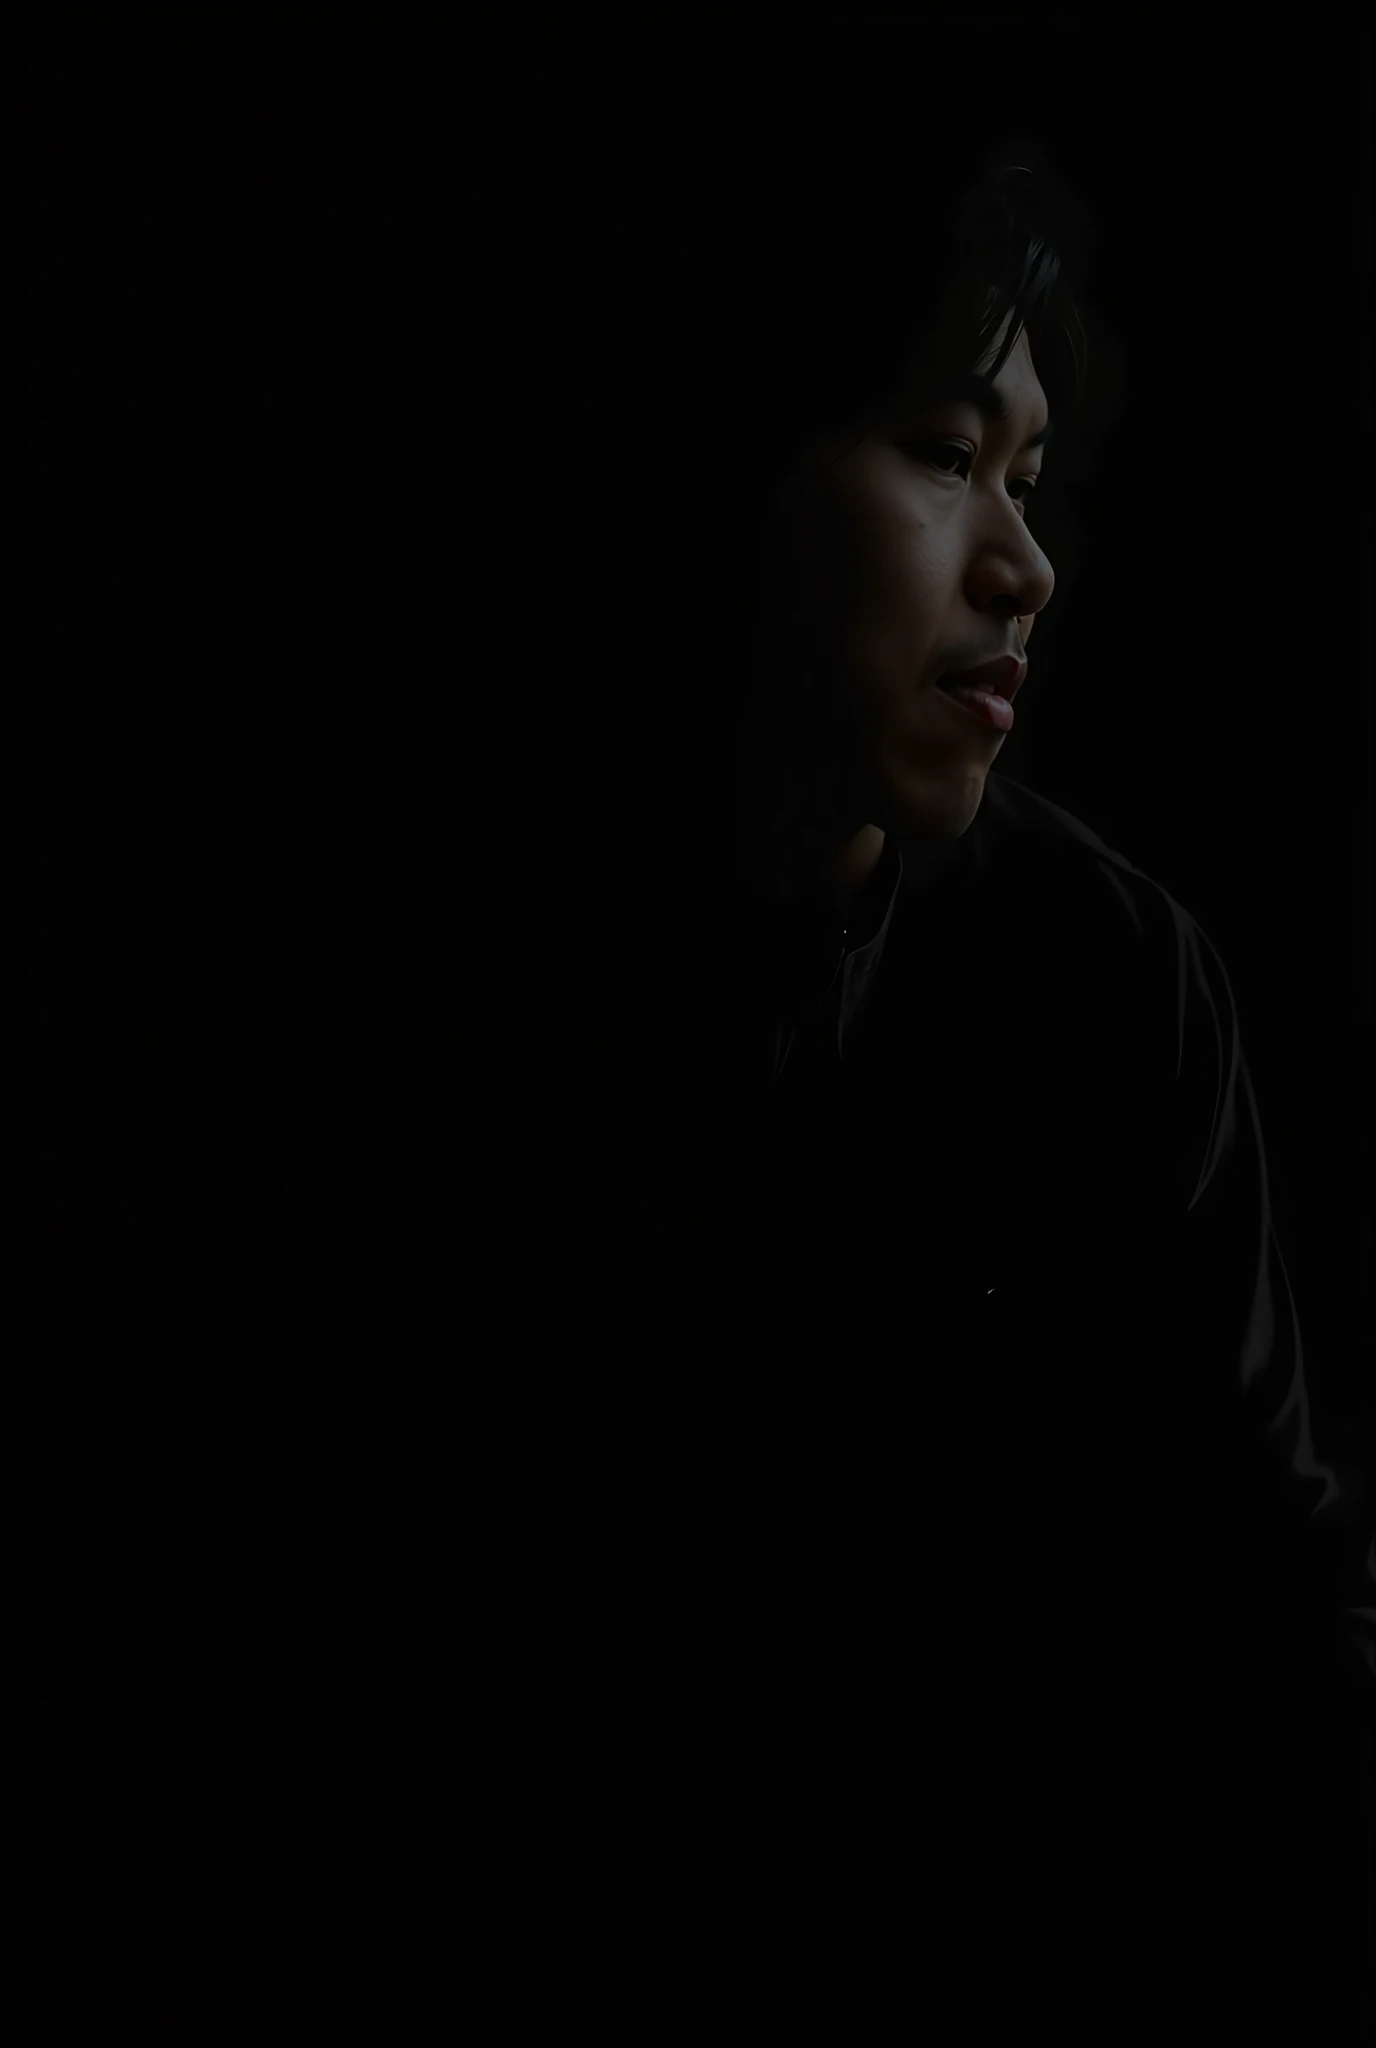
[940,655,1028,700]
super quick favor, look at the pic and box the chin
[877,758,995,841]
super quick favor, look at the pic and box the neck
[829,823,886,898]
[742,820,885,921]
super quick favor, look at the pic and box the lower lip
[936,681,1016,732]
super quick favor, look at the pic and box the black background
[13,1,1374,2030]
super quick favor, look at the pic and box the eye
[915,438,1041,511]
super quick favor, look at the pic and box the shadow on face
[735,318,1056,892]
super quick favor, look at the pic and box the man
[21,49,1369,2033]
[537,140,1376,2031]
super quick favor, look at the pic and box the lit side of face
[772,317,1056,846]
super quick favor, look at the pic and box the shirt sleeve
[1170,901,1376,1699]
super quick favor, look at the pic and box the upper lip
[941,654,1028,700]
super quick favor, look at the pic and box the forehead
[978,321,1047,414]
[887,301,1049,424]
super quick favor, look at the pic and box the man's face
[764,317,1056,849]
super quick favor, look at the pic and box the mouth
[931,653,1026,735]
[937,655,1028,700]
[934,673,1017,733]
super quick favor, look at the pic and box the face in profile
[741,313,1056,886]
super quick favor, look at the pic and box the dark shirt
[25,770,1373,2031]
[522,764,1376,2023]
[623,772,1371,1700]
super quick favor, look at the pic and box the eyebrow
[922,370,1054,451]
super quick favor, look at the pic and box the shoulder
[957,770,1217,996]
[971,770,1165,904]
[889,770,1199,978]
[972,775,1252,1206]
[887,773,1236,1186]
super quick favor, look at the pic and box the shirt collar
[755,830,904,1045]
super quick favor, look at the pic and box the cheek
[837,533,942,694]
[860,508,946,618]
